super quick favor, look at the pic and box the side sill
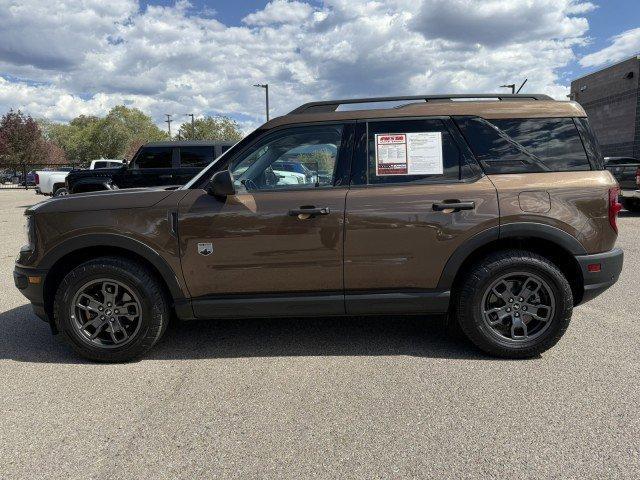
[346,290,450,315]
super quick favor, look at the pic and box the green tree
[41,106,167,165]
[176,116,243,142]
[0,110,48,167]
[96,105,168,159]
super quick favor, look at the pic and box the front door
[115,146,175,188]
[178,123,354,318]
[344,118,499,314]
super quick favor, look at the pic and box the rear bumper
[575,248,623,305]
[13,265,49,323]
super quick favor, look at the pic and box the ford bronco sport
[14,94,623,362]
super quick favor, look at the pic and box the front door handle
[288,206,330,218]
[432,200,475,212]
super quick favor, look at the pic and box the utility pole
[185,113,195,139]
[164,114,173,139]
[253,83,270,122]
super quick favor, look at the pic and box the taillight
[609,187,622,233]
[34,173,39,185]
[636,167,640,187]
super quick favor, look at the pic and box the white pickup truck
[36,159,123,196]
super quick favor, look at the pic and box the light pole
[500,79,528,95]
[500,84,516,94]
[185,113,195,139]
[164,114,173,139]
[253,83,270,122]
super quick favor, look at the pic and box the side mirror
[207,170,236,197]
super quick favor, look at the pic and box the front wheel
[455,249,573,358]
[53,257,169,362]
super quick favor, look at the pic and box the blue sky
[0,0,638,131]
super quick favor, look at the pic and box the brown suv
[14,94,623,362]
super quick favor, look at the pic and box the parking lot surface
[1,189,638,479]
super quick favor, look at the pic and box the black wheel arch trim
[39,233,187,302]
[437,222,586,290]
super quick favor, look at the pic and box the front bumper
[574,248,623,305]
[14,265,49,323]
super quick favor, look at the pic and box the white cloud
[0,0,599,130]
[579,27,640,68]
[242,0,313,26]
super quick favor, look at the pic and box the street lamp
[500,79,528,95]
[253,83,270,122]
[500,84,516,94]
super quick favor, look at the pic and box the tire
[53,256,169,362]
[621,198,640,212]
[455,249,573,358]
[53,187,69,197]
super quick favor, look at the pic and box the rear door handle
[288,206,330,218]
[432,201,475,212]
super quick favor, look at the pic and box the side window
[180,146,213,168]
[455,117,591,174]
[229,125,343,191]
[93,161,108,169]
[133,147,173,169]
[367,119,461,184]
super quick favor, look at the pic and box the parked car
[604,156,640,211]
[36,160,123,197]
[14,94,623,362]
[65,141,234,194]
[19,170,37,186]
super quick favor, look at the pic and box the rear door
[175,145,214,186]
[344,117,499,314]
[177,123,354,318]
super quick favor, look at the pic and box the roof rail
[289,94,554,114]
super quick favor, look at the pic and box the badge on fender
[197,242,213,256]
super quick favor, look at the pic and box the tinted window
[575,117,605,170]
[93,161,108,169]
[367,119,461,184]
[180,146,213,168]
[134,147,172,169]
[230,125,343,191]
[456,117,590,174]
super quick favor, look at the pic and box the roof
[264,95,586,129]
[145,140,236,147]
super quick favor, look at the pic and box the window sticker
[375,132,443,176]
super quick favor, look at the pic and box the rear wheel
[53,187,69,197]
[53,257,169,362]
[455,249,573,358]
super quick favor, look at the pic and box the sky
[0,0,638,132]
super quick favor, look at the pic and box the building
[570,55,640,159]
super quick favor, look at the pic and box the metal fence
[0,163,82,190]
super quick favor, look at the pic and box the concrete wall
[570,56,639,159]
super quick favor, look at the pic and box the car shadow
[0,304,505,363]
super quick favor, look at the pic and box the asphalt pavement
[1,189,638,479]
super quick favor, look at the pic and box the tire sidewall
[55,260,164,361]
[458,253,573,356]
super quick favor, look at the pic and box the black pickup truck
[605,156,640,212]
[66,141,234,194]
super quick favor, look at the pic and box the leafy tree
[42,106,167,165]
[176,116,243,142]
[96,106,168,159]
[0,110,48,167]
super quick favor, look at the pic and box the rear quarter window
[455,117,591,174]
